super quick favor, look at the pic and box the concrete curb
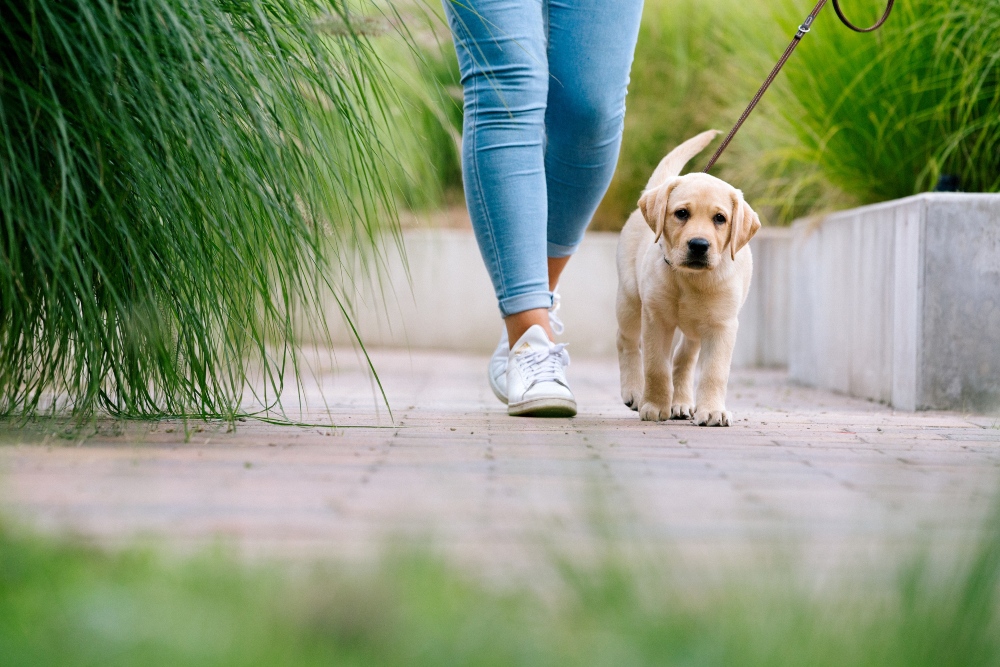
[790,193,1000,412]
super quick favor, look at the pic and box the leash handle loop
[703,0,894,173]
[833,0,895,32]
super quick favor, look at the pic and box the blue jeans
[444,0,644,317]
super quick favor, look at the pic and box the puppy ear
[638,179,678,244]
[728,190,761,259]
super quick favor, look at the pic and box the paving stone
[0,348,998,580]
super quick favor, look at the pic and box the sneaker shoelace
[514,343,570,389]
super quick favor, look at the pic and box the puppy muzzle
[681,237,712,269]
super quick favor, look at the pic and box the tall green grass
[0,0,408,420]
[587,0,1000,227]
[591,0,763,229]
[374,10,463,211]
[354,0,1000,228]
[777,0,1000,203]
[2,509,999,666]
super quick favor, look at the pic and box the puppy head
[638,173,761,271]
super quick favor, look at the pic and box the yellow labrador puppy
[616,130,760,426]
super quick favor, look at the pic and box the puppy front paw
[622,387,642,412]
[639,402,671,421]
[694,409,732,427]
[670,404,693,420]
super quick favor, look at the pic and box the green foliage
[374,11,463,211]
[0,0,403,420]
[592,0,763,229]
[587,0,1000,227]
[1,511,1000,666]
[780,0,1000,202]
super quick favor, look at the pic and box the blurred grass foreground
[2,510,1000,666]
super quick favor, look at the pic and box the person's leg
[544,0,645,259]
[502,255,569,344]
[443,0,553,344]
[447,0,573,417]
[547,256,569,291]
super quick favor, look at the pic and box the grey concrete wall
[733,228,792,368]
[324,229,616,358]
[326,228,792,366]
[789,193,1000,412]
[920,197,1000,411]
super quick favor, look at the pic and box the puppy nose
[687,238,710,256]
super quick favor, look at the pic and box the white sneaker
[506,325,576,417]
[488,332,510,404]
[488,292,566,404]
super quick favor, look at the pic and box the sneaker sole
[507,397,577,418]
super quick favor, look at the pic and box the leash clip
[795,15,814,39]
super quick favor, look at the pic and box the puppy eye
[713,213,727,224]
[675,209,689,220]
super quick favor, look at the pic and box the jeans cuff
[498,291,553,318]
[547,240,579,258]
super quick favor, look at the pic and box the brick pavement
[1,348,998,578]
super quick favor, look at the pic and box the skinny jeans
[443,0,644,317]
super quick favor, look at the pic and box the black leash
[702,0,895,173]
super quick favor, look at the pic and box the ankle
[505,310,553,348]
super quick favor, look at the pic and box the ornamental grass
[0,0,408,420]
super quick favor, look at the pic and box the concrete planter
[789,193,1000,412]
[732,228,792,368]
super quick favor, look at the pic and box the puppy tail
[644,129,721,191]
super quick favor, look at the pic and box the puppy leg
[639,308,675,422]
[670,334,699,420]
[616,289,643,411]
[693,323,737,427]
